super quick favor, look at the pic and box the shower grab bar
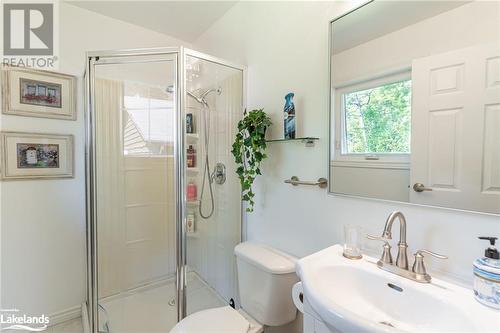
[284,176,328,189]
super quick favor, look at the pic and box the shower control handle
[212,163,226,185]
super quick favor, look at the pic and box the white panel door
[411,43,500,214]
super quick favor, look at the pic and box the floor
[98,272,226,333]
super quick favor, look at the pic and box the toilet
[171,242,299,333]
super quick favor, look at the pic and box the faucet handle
[412,249,448,276]
[415,249,448,260]
[367,234,387,242]
[366,234,393,264]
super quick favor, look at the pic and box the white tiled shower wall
[186,66,243,305]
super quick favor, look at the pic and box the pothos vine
[231,109,272,212]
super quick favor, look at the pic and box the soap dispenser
[473,236,500,309]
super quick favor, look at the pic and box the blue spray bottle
[284,92,296,139]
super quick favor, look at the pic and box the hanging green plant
[231,109,272,212]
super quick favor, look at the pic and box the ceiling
[333,1,470,54]
[66,1,237,42]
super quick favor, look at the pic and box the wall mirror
[328,0,500,214]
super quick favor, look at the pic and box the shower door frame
[85,47,246,333]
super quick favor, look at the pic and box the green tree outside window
[343,80,411,154]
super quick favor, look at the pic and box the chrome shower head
[199,87,222,100]
[187,87,222,106]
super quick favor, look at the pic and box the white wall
[194,1,500,284]
[0,2,189,323]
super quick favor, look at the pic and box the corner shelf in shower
[266,137,319,147]
[186,133,199,143]
[187,232,199,238]
[187,200,199,207]
[187,167,199,175]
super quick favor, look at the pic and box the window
[123,82,175,156]
[124,96,174,142]
[334,71,411,163]
[343,79,411,154]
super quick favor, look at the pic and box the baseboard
[48,304,81,327]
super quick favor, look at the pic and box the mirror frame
[326,0,498,217]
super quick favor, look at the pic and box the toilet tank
[234,242,298,327]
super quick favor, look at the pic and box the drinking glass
[343,225,363,259]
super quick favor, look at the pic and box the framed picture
[1,65,77,120]
[0,132,74,180]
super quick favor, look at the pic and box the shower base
[89,271,225,333]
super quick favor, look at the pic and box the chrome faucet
[367,211,448,283]
[381,211,408,270]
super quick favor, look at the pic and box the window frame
[333,70,411,166]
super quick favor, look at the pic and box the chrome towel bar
[284,176,328,188]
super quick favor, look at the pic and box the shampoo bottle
[187,182,197,202]
[187,145,196,168]
[186,212,195,233]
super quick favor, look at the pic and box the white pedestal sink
[296,245,500,333]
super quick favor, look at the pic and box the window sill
[330,160,410,170]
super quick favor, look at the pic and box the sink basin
[296,245,500,333]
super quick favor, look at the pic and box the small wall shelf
[186,133,199,143]
[187,167,199,175]
[187,201,199,207]
[266,137,319,147]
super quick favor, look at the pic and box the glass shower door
[91,53,179,333]
[184,53,244,315]
[86,48,246,332]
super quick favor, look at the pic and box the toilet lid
[170,306,250,333]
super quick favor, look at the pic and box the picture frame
[0,132,74,180]
[1,65,77,120]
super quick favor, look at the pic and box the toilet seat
[170,306,253,333]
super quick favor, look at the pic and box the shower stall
[84,47,245,333]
